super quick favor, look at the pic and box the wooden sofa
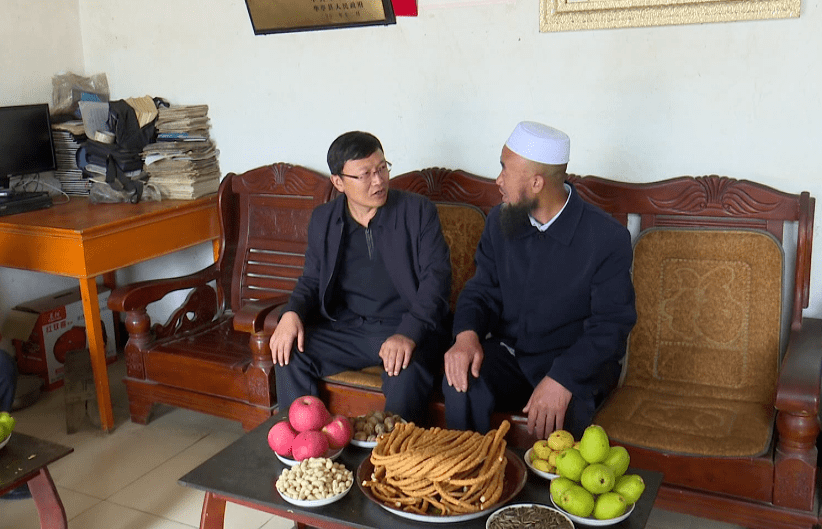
[111,163,821,529]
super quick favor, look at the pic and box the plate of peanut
[275,457,354,507]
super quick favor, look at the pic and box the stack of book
[51,121,89,195]
[142,105,221,199]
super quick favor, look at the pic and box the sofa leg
[125,390,153,425]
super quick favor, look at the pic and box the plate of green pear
[550,495,634,526]
[0,411,15,450]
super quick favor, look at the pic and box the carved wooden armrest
[108,263,220,312]
[233,295,291,335]
[772,317,821,510]
[774,317,822,450]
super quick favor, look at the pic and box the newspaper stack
[142,105,220,199]
[51,122,90,195]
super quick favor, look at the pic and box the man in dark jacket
[270,131,451,424]
[442,121,637,439]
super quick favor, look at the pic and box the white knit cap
[505,121,570,165]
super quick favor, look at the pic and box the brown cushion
[324,366,384,390]
[436,202,486,312]
[595,228,783,457]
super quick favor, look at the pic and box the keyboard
[0,191,53,217]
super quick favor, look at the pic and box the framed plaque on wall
[246,0,396,34]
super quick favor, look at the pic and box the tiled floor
[1,356,745,529]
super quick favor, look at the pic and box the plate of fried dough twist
[357,419,526,522]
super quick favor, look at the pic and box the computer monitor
[0,103,57,196]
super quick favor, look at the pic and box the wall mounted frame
[246,0,396,34]
[540,0,799,32]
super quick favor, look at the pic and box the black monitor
[0,103,57,196]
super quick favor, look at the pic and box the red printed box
[5,286,117,390]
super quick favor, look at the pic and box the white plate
[276,446,344,467]
[374,502,487,523]
[358,448,528,523]
[0,432,9,450]
[486,503,574,529]
[349,438,378,448]
[279,480,352,507]
[524,447,559,479]
[550,496,635,526]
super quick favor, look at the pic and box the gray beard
[499,197,538,238]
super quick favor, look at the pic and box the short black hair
[327,131,384,175]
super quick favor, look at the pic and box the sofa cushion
[595,228,783,457]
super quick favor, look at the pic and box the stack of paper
[142,105,220,199]
[51,122,90,195]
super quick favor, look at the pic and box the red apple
[288,395,331,432]
[322,414,354,449]
[267,419,298,457]
[291,430,330,461]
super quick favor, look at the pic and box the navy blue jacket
[284,189,452,345]
[452,183,637,398]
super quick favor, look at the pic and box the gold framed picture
[540,0,799,32]
[246,0,396,34]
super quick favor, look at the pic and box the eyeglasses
[339,161,392,182]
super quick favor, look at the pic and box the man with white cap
[442,121,636,440]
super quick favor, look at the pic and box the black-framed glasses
[339,161,392,182]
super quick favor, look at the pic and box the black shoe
[1,484,31,500]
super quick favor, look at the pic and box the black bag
[80,100,157,203]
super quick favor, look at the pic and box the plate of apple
[268,396,354,466]
[546,425,645,526]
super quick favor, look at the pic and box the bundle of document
[142,105,220,199]
[51,122,90,195]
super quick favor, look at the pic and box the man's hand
[443,331,484,392]
[523,376,572,440]
[269,311,304,366]
[379,334,416,376]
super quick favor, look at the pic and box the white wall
[2,0,822,329]
[0,1,86,351]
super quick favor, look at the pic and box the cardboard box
[4,286,117,390]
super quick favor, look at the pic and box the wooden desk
[0,195,220,432]
[1,432,74,529]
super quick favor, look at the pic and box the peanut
[276,457,353,502]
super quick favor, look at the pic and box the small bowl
[486,503,573,529]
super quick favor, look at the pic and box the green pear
[550,476,575,506]
[560,484,595,518]
[602,445,630,478]
[0,411,14,430]
[613,474,646,504]
[578,424,610,464]
[580,463,615,494]
[593,491,628,520]
[555,448,588,482]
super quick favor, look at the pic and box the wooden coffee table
[180,416,662,529]
[1,432,74,529]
